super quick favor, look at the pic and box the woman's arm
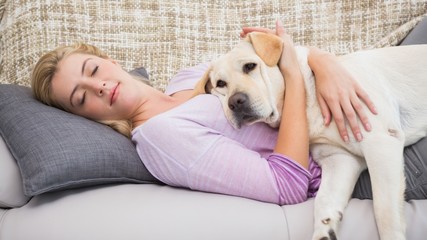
[272,21,309,169]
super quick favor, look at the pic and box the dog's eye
[216,80,227,88]
[243,63,257,74]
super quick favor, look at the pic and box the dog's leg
[311,144,366,240]
[361,132,406,240]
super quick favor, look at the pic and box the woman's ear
[247,32,283,67]
[192,67,213,97]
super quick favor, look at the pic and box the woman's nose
[97,82,106,96]
[86,81,106,96]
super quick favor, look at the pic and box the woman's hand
[308,47,377,142]
[241,23,302,81]
[274,23,303,81]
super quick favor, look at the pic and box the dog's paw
[312,229,337,240]
[312,211,342,240]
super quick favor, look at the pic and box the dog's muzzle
[228,92,264,128]
[228,92,249,112]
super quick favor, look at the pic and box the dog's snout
[228,92,249,112]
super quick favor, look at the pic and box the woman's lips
[110,83,120,106]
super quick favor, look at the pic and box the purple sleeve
[267,153,321,205]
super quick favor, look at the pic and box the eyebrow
[81,58,92,75]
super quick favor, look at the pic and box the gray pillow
[0,84,160,197]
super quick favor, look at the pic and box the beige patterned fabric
[0,0,426,91]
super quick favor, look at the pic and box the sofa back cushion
[1,1,426,89]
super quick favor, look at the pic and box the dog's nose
[228,92,249,112]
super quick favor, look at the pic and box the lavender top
[132,63,321,205]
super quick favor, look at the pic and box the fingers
[350,92,372,132]
[355,84,377,116]
[341,94,363,142]
[275,20,285,36]
[316,93,331,126]
[318,88,355,142]
[240,19,287,38]
[325,90,374,142]
[344,82,376,141]
[327,97,350,143]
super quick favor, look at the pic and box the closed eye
[80,91,86,105]
[91,66,99,76]
[243,62,257,74]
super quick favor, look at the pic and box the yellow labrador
[194,32,427,240]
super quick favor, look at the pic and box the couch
[1,1,427,239]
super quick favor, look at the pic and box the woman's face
[51,53,142,121]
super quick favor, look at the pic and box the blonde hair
[31,43,133,138]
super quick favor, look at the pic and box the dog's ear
[247,32,283,67]
[192,67,213,97]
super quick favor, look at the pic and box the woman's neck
[131,88,195,128]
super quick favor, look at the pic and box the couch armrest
[0,136,29,208]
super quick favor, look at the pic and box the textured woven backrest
[1,0,426,90]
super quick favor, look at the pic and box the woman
[31,21,421,205]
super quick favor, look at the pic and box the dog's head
[194,32,285,129]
